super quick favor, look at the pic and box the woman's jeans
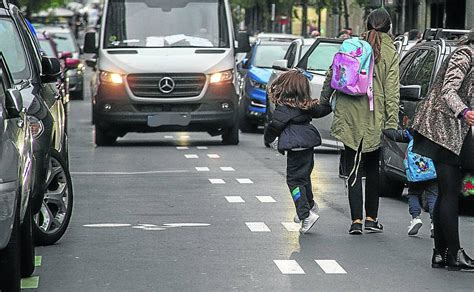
[407,180,438,219]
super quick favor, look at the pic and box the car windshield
[0,19,31,81]
[306,42,341,74]
[49,32,77,53]
[39,39,56,57]
[253,44,290,68]
[104,0,229,49]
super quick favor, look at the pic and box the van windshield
[104,0,230,49]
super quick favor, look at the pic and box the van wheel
[20,202,35,278]
[222,124,239,145]
[239,99,257,133]
[95,126,117,146]
[34,150,74,246]
[0,197,21,291]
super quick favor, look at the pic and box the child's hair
[267,70,318,110]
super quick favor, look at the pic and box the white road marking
[71,170,189,176]
[225,196,245,203]
[256,196,276,203]
[197,146,208,150]
[245,222,271,232]
[83,223,131,228]
[315,260,347,274]
[209,179,225,184]
[281,222,301,232]
[273,260,305,274]
[195,167,210,172]
[179,135,190,139]
[220,167,235,172]
[207,154,220,159]
[164,135,173,139]
[142,227,167,231]
[185,154,199,159]
[163,223,211,227]
[176,146,189,150]
[136,224,158,227]
[236,178,253,184]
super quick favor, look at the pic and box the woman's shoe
[349,222,363,235]
[431,248,446,269]
[446,248,474,271]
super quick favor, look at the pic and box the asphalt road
[30,69,474,291]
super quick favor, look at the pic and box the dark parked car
[0,54,36,291]
[0,1,73,245]
[380,28,471,197]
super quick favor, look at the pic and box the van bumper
[93,81,238,133]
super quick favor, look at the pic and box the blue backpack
[404,132,437,182]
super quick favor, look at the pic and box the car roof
[302,38,316,46]
[258,40,292,46]
[257,33,301,41]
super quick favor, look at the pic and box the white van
[84,0,250,146]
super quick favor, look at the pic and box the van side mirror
[235,31,251,53]
[272,59,289,71]
[84,31,98,54]
[41,56,61,83]
[400,85,422,101]
[6,88,23,118]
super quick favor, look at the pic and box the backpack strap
[368,53,375,111]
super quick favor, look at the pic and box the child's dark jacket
[264,105,324,152]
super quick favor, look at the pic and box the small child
[264,69,329,234]
[383,129,438,237]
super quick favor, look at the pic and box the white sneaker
[299,211,320,234]
[408,217,423,236]
[431,223,434,238]
[294,205,319,223]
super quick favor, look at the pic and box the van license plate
[147,113,191,127]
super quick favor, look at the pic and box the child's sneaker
[294,205,318,223]
[408,217,423,236]
[430,223,434,238]
[299,211,320,234]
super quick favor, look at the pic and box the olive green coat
[320,33,400,152]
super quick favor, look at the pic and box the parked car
[0,2,73,245]
[267,38,343,148]
[41,25,85,100]
[0,53,36,291]
[239,39,292,132]
[256,32,301,42]
[379,28,471,197]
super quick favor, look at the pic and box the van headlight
[209,70,233,84]
[248,78,266,90]
[99,71,124,84]
[27,116,44,139]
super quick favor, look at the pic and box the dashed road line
[71,170,189,176]
[273,260,305,274]
[281,222,301,232]
[185,154,199,159]
[176,146,189,150]
[197,146,208,150]
[315,260,347,274]
[83,223,132,228]
[220,167,235,171]
[225,196,245,203]
[35,256,42,267]
[209,179,225,184]
[195,167,210,172]
[21,276,40,289]
[256,196,276,203]
[236,178,253,184]
[164,135,173,139]
[179,135,190,139]
[207,154,220,159]
[245,222,271,232]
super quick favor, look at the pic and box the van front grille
[127,73,206,98]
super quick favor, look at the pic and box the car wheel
[222,123,239,145]
[33,150,74,246]
[95,125,117,146]
[239,99,257,133]
[20,201,35,278]
[0,197,21,291]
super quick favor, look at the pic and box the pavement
[27,69,474,291]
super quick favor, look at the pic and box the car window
[0,18,31,81]
[305,42,341,74]
[49,32,78,53]
[284,43,297,67]
[39,39,56,57]
[400,49,437,97]
[253,44,290,68]
[301,45,312,58]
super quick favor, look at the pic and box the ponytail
[365,8,392,64]
[365,30,383,64]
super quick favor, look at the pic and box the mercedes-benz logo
[158,77,175,94]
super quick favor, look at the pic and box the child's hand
[269,138,279,151]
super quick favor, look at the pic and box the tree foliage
[18,0,66,14]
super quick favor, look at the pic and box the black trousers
[433,162,462,253]
[344,146,380,221]
[287,149,315,220]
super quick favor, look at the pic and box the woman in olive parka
[319,9,400,234]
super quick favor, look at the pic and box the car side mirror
[400,85,422,101]
[84,31,98,54]
[85,58,97,69]
[272,59,289,71]
[65,58,81,70]
[59,51,73,60]
[235,31,251,53]
[6,88,23,118]
[41,56,61,83]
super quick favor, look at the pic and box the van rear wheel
[95,126,117,146]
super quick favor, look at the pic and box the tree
[17,0,67,17]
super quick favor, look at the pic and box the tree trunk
[302,0,308,37]
[343,0,349,29]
